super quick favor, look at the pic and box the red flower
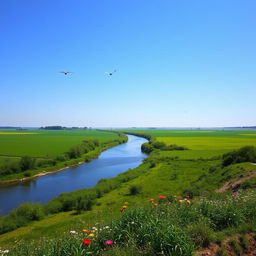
[177,196,183,199]
[149,199,154,203]
[154,203,159,207]
[185,195,190,198]
[159,195,166,200]
[83,239,91,245]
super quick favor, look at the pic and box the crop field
[125,129,256,159]
[0,129,118,158]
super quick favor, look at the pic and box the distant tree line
[39,126,88,130]
[142,141,188,154]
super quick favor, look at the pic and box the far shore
[0,160,86,186]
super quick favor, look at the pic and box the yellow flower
[124,202,129,205]
[179,200,184,203]
[88,233,95,237]
[122,205,128,209]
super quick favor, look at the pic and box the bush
[129,185,142,195]
[20,156,36,171]
[74,196,94,214]
[10,202,45,221]
[222,146,256,166]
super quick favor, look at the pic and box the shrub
[129,185,142,195]
[10,202,44,221]
[20,156,35,171]
[222,146,256,166]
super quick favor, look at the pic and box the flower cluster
[120,201,129,212]
[174,195,192,205]
[0,249,9,256]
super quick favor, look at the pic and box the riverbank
[0,134,128,185]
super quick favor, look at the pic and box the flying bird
[59,71,73,75]
[105,69,116,76]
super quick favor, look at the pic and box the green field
[124,129,256,159]
[0,129,119,158]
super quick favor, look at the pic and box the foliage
[6,190,256,255]
[129,185,142,195]
[222,146,256,166]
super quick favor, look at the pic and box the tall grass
[5,190,256,256]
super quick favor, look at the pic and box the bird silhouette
[105,69,116,76]
[59,71,73,75]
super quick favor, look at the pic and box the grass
[0,129,119,158]
[3,190,256,255]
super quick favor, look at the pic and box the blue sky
[1,0,256,127]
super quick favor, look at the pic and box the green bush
[10,202,44,221]
[222,146,256,166]
[129,185,142,195]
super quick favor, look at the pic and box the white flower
[70,230,77,234]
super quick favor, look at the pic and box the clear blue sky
[1,0,256,127]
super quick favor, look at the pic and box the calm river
[0,135,147,215]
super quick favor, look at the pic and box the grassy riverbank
[1,129,256,255]
[0,130,126,183]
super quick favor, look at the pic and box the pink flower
[105,240,113,245]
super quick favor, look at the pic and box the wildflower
[105,226,110,229]
[149,199,154,203]
[124,202,129,205]
[88,233,95,237]
[105,240,113,245]
[0,250,9,254]
[179,200,184,203]
[92,227,97,231]
[83,239,91,245]
[70,230,77,235]
[185,200,191,205]
[159,195,166,200]
[122,205,128,209]
[177,196,183,199]
[154,203,159,207]
[120,207,125,212]
[82,229,91,233]
[185,195,190,198]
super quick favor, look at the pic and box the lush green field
[0,129,119,158]
[124,129,256,159]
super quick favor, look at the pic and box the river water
[0,135,147,215]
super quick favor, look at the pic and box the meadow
[0,129,256,255]
[0,129,125,182]
[125,129,256,159]
[0,129,119,158]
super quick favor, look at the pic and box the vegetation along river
[0,135,147,215]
